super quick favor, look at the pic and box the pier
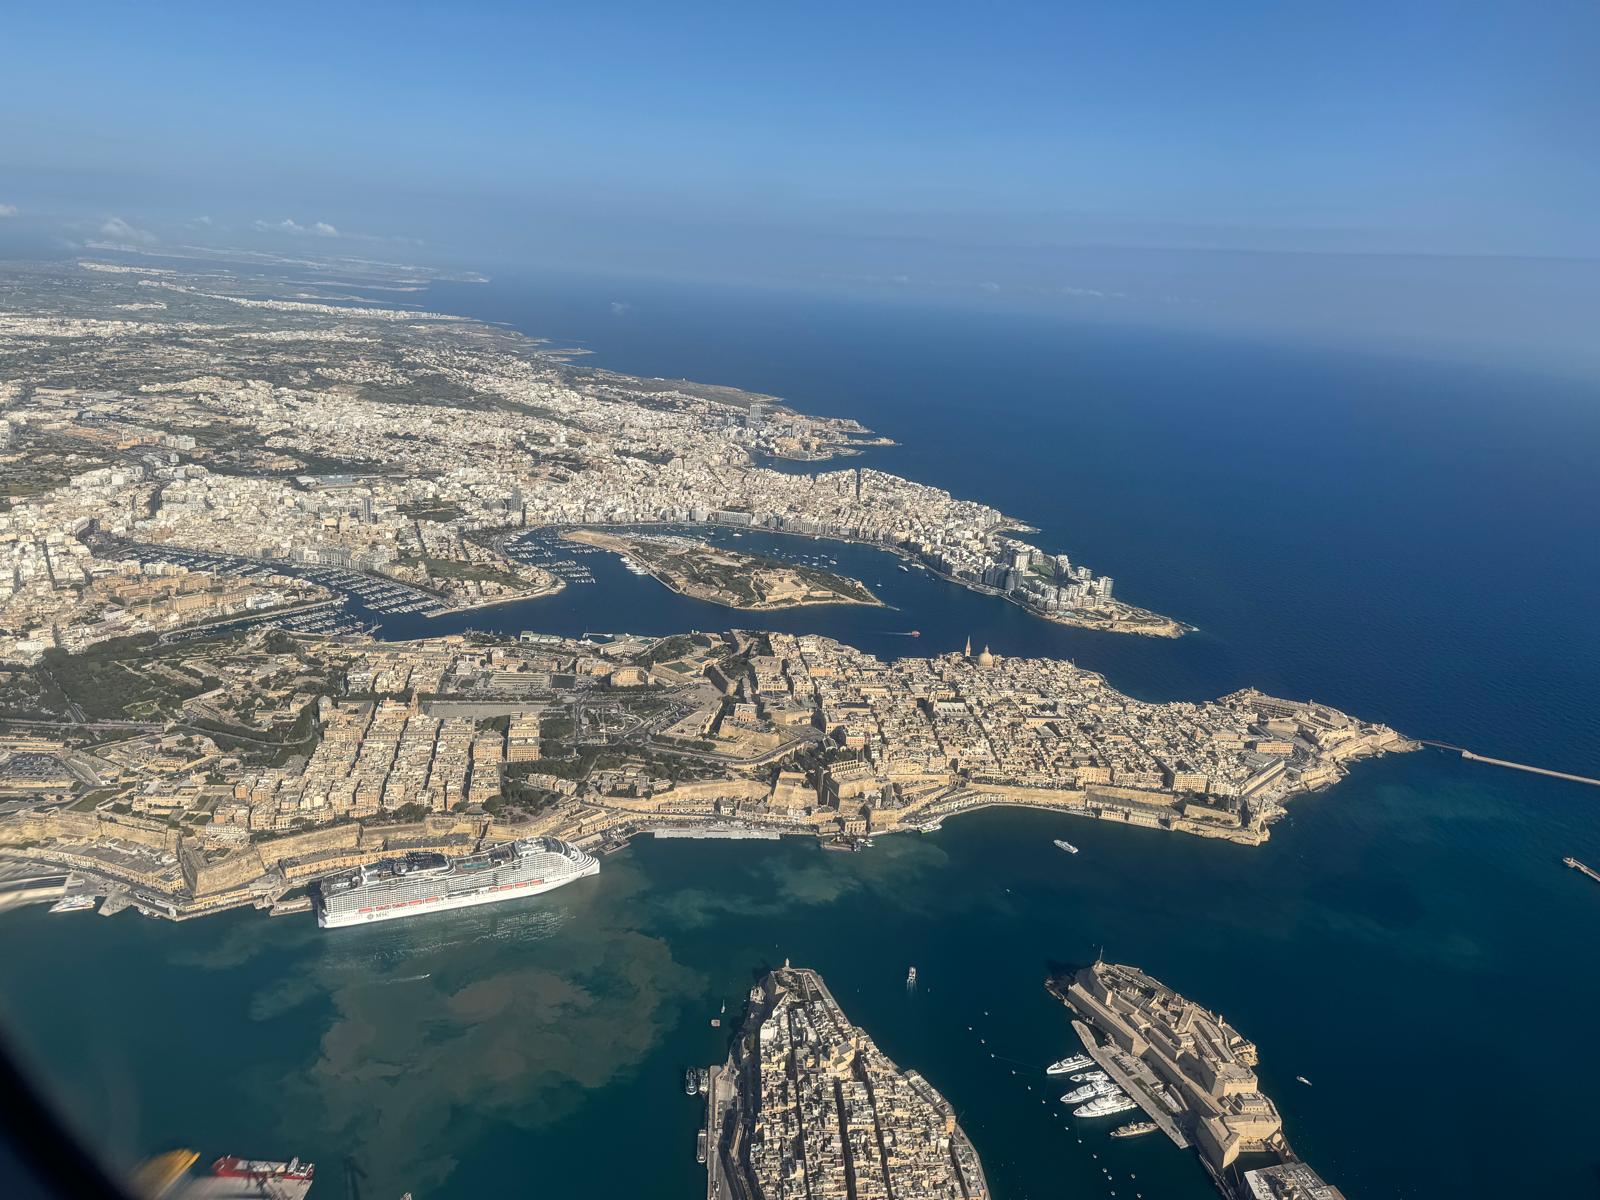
[652,827,781,841]
[1418,741,1600,788]
[1068,1017,1189,1149]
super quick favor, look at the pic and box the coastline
[0,711,1416,927]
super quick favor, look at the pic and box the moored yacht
[1074,1093,1138,1118]
[1045,1054,1094,1075]
[1061,1080,1122,1105]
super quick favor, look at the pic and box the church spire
[964,635,972,658]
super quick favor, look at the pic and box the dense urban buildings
[1,258,1174,667]
[0,621,1408,921]
[712,965,989,1200]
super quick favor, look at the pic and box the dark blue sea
[2,272,1598,1199]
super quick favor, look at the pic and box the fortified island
[704,963,990,1200]
[563,527,882,609]
[1052,959,1344,1200]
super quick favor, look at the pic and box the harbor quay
[1051,961,1344,1200]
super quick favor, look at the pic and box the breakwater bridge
[1418,741,1600,788]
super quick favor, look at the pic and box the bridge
[1418,741,1600,788]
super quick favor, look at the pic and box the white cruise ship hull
[318,863,597,928]
[317,837,599,929]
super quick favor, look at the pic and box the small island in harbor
[564,528,883,610]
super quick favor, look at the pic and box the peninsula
[1052,959,1344,1200]
[706,963,990,1200]
[563,528,881,609]
[0,624,1410,923]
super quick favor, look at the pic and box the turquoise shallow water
[3,274,1599,1198]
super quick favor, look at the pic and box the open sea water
[2,272,1598,1199]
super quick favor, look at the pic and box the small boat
[1053,839,1079,854]
[1296,1075,1313,1087]
[906,966,917,988]
[1110,1121,1158,1139]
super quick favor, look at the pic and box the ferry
[317,837,598,929]
[1046,1054,1094,1075]
[684,1069,698,1095]
[1074,1094,1138,1118]
[1053,838,1079,854]
[1110,1121,1158,1139]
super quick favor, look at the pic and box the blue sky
[3,1,1598,367]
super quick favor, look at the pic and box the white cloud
[1059,284,1125,301]
[0,204,17,218]
[254,217,339,237]
[99,216,155,244]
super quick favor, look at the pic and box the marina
[1053,960,1345,1199]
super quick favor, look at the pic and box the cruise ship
[317,837,598,929]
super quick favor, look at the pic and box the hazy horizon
[3,0,1598,375]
